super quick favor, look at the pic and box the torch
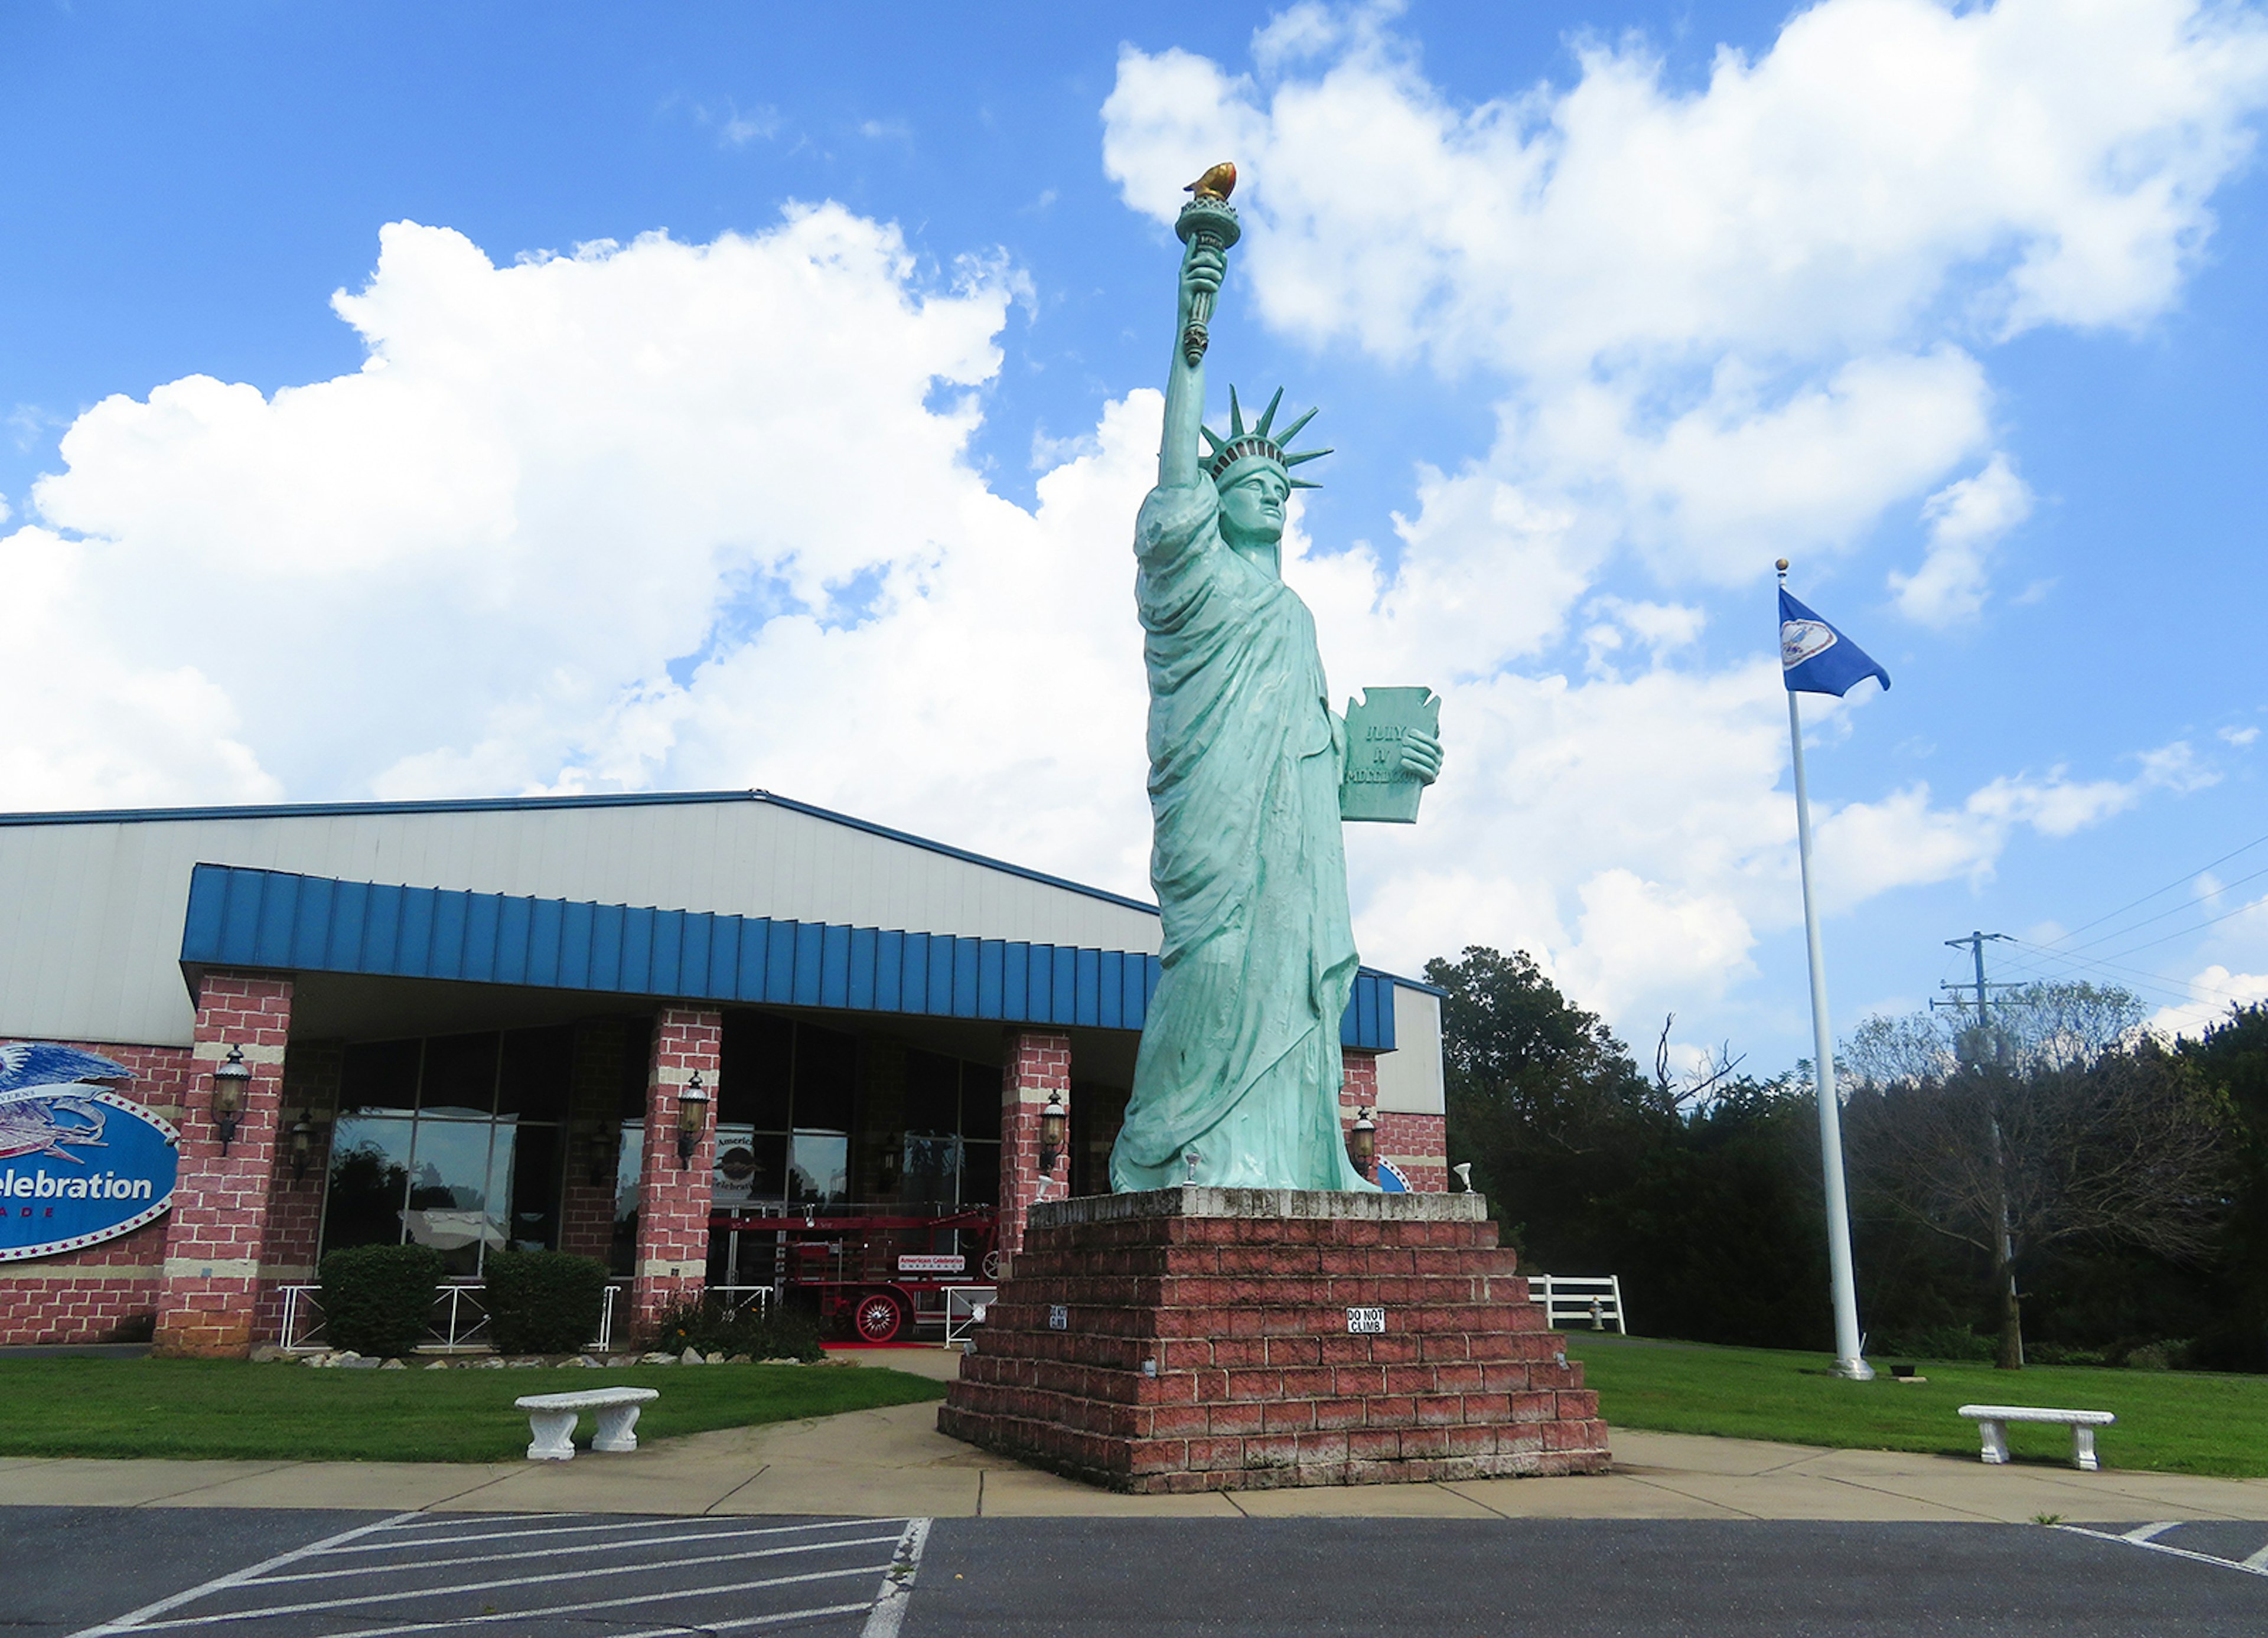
[1174,161,1241,366]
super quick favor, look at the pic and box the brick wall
[629,1007,721,1336]
[154,973,293,1358]
[1340,1050,1448,1192]
[0,1037,188,1346]
[998,1030,1071,1261]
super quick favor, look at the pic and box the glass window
[960,1140,999,1207]
[901,1133,962,1212]
[721,1013,793,1129]
[507,1123,561,1252]
[403,1118,501,1277]
[959,1061,1002,1141]
[339,1040,419,1117]
[324,1114,413,1251]
[788,1130,849,1205]
[419,1033,500,1119]
[712,1124,787,1206]
[609,1119,645,1276]
[793,1024,858,1131]
[497,1026,574,1119]
[904,1050,959,1135]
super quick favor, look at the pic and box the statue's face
[1217,463,1289,549]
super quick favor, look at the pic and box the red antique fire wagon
[708,1203,999,1343]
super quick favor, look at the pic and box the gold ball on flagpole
[1775,558,1790,572]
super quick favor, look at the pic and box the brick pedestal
[939,1187,1610,1492]
[998,1030,1071,1261]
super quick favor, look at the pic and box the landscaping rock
[249,1344,289,1363]
[640,1352,675,1366]
[425,1360,449,1371]
[380,1358,408,1371]
[565,1356,601,1368]
[478,1357,507,1369]
[508,1358,544,1368]
[726,1354,752,1365]
[340,1356,382,1370]
[705,1351,726,1365]
[329,1350,363,1368]
[679,1347,705,1366]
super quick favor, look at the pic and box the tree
[1844,983,2232,1369]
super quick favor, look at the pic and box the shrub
[318,1244,445,1357]
[483,1251,610,1355]
[2026,1343,2110,1367]
[646,1295,826,1362]
[2120,1337,2198,1372]
[1876,1324,1997,1362]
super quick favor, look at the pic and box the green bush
[483,1251,610,1355]
[2026,1342,2110,1367]
[647,1295,825,1362]
[2120,1337,2198,1372]
[318,1244,445,1358]
[1876,1324,1997,1362]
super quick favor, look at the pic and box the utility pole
[1938,930,2024,1368]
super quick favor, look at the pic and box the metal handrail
[277,1281,622,1355]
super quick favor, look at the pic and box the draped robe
[1109,480,1375,1193]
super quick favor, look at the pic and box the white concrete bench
[1958,1404,2116,1471]
[514,1387,659,1461]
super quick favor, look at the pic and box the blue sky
[4,0,2266,1074]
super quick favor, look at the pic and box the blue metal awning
[179,863,1402,1051]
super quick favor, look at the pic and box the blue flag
[1780,588,1890,697]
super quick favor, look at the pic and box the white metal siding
[1374,984,1445,1115]
[1,800,1164,1048]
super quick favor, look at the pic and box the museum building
[0,791,1451,1356]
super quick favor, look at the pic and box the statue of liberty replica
[1110,164,1443,1194]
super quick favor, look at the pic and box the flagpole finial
[1775,557,1790,581]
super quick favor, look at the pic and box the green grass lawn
[1566,1334,2268,1479]
[0,1358,948,1464]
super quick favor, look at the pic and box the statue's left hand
[1399,728,1443,786]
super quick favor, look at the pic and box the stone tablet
[1340,687,1441,823]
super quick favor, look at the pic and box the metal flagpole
[1782,562,1873,1382]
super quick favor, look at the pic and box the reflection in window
[317,1027,573,1276]
[789,1131,849,1205]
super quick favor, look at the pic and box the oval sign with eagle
[0,1044,180,1261]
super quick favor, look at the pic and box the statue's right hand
[1179,244,1225,311]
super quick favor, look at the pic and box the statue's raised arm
[1158,165,1237,490]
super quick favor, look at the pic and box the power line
[2037,824,2268,951]
[2058,859,2268,955]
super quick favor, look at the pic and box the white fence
[1532,1273,1627,1334]
[278,1282,621,1355]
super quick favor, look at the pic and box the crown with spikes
[1202,386,1332,490]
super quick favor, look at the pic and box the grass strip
[1567,1334,2268,1479]
[0,1358,947,1463]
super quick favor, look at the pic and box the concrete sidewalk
[3,1349,2264,1523]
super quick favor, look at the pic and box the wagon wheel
[853,1290,904,1344]
[981,1250,1003,1280]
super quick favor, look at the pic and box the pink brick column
[998,1030,1071,1262]
[155,973,293,1358]
[1341,1049,1448,1191]
[630,1007,722,1337]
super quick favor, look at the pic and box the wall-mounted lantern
[210,1045,252,1154]
[288,1112,314,1183]
[1348,1107,1377,1180]
[1039,1090,1067,1173]
[676,1072,709,1167]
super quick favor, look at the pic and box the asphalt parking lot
[5,1509,2266,1636]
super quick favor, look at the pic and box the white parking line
[861,1518,931,1638]
[68,1513,422,1637]
[2122,1521,2181,1542]
[611,1602,878,1637]
[361,1512,562,1533]
[255,1564,889,1638]
[2060,1525,2268,1581]
[255,1519,884,1582]
[314,1513,880,1553]
[118,1532,904,1632]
